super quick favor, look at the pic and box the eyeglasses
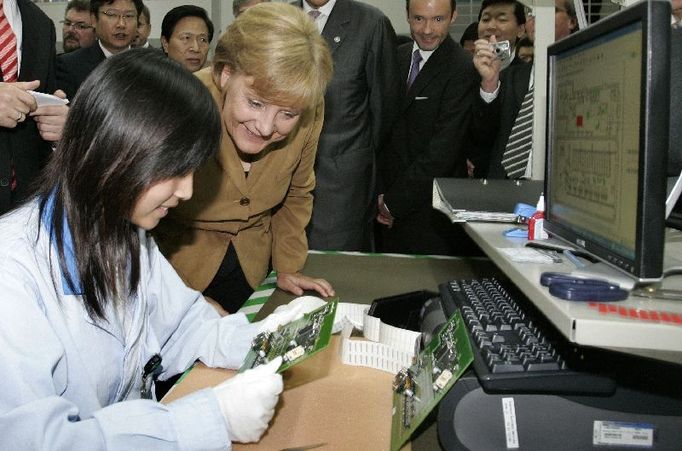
[60,20,94,31]
[99,9,137,23]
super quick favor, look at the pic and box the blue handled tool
[540,272,609,287]
[540,272,629,302]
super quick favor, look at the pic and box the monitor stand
[570,262,637,291]
[525,239,639,290]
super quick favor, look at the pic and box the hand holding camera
[491,40,512,65]
[473,35,511,93]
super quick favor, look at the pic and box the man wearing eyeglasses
[57,0,143,100]
[61,0,96,53]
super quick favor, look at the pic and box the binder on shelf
[433,178,544,223]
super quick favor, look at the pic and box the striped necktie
[406,49,422,90]
[0,0,18,83]
[502,87,534,178]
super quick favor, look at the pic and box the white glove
[257,296,327,333]
[213,356,283,443]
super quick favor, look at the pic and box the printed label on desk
[593,421,654,447]
[502,397,519,449]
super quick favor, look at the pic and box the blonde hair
[213,3,333,111]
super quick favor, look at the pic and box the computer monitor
[544,0,671,285]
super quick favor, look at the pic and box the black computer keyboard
[438,277,616,395]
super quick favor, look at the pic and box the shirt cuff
[480,81,501,104]
[169,388,232,450]
[217,314,261,369]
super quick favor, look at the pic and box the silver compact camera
[491,40,511,63]
[491,41,511,69]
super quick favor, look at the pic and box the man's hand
[0,81,39,129]
[466,159,475,178]
[276,272,335,298]
[473,35,502,93]
[376,193,394,227]
[31,90,69,142]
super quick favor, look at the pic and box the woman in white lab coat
[0,48,287,450]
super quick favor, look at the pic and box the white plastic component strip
[335,303,422,374]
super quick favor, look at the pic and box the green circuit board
[239,299,338,374]
[390,310,474,451]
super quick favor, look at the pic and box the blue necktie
[406,49,422,90]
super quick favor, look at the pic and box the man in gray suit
[294,0,400,252]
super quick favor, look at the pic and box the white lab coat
[0,200,261,450]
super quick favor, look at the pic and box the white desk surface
[464,222,682,364]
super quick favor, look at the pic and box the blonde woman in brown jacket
[155,3,335,314]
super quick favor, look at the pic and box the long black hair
[36,48,221,319]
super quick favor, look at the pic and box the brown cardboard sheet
[162,253,499,449]
[162,336,399,450]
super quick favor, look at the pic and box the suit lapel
[398,44,412,87]
[321,0,350,54]
[16,0,43,82]
[86,43,106,66]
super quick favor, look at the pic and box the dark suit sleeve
[468,83,503,175]
[56,54,78,102]
[384,62,476,219]
[43,20,57,94]
[366,14,400,150]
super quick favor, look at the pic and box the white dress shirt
[303,0,337,33]
[2,0,22,72]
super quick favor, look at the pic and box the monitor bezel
[544,0,671,282]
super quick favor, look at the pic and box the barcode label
[593,421,654,447]
[502,397,520,449]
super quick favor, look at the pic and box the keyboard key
[438,277,616,394]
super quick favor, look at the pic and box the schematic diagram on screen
[550,35,641,244]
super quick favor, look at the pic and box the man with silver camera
[468,0,576,179]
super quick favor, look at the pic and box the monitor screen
[544,0,670,283]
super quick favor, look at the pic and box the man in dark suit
[377,0,476,255]
[1,0,68,214]
[470,0,577,179]
[294,0,400,252]
[57,0,143,100]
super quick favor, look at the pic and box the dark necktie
[308,9,321,20]
[502,87,534,178]
[406,49,422,90]
[0,0,18,82]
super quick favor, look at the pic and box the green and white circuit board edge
[239,298,338,373]
[390,310,474,451]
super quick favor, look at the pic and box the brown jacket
[154,68,324,290]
